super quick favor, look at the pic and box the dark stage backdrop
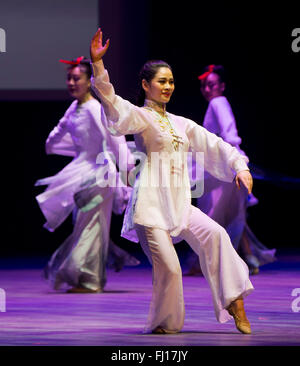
[0,1,299,259]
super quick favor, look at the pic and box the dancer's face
[66,66,91,102]
[142,67,175,105]
[200,72,225,102]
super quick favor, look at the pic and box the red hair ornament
[198,64,215,81]
[59,56,84,65]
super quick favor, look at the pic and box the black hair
[67,57,92,79]
[201,64,225,83]
[136,60,172,106]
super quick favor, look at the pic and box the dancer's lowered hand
[235,170,253,194]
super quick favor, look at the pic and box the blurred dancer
[186,65,276,276]
[35,56,139,293]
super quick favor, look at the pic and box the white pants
[136,205,254,333]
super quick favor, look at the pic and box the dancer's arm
[45,101,78,155]
[90,28,147,136]
[45,115,71,154]
[186,119,253,193]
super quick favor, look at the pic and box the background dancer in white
[187,64,276,276]
[35,56,138,293]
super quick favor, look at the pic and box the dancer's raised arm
[89,29,147,136]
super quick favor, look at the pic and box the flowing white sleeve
[87,101,134,172]
[91,60,147,136]
[186,118,249,182]
[211,97,242,147]
[45,101,77,155]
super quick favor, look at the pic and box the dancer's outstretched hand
[90,28,110,63]
[235,170,253,194]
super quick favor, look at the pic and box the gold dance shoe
[227,297,251,334]
[152,326,178,334]
[66,287,102,293]
[152,327,167,334]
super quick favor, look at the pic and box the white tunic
[91,61,249,241]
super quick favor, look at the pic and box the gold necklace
[143,103,183,151]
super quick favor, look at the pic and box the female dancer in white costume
[187,65,276,275]
[90,29,254,334]
[35,57,138,293]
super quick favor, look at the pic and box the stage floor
[0,251,300,347]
